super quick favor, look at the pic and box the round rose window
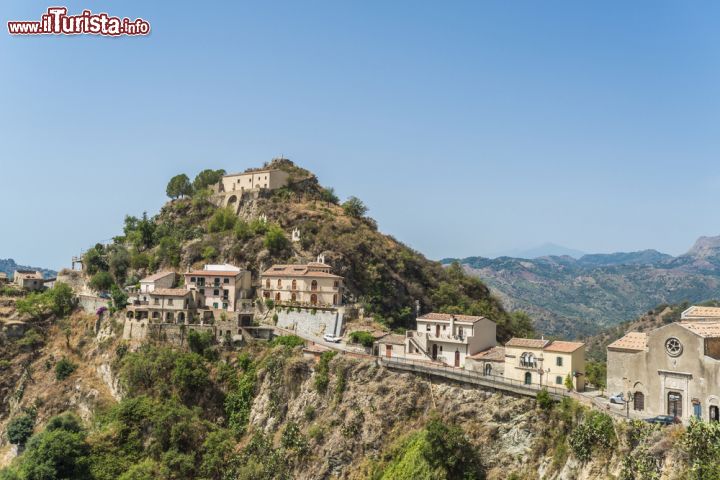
[665,337,683,357]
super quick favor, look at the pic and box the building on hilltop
[211,168,290,209]
[376,312,497,368]
[12,270,45,291]
[260,261,344,307]
[608,306,720,421]
[503,338,585,391]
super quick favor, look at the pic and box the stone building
[139,271,175,295]
[12,270,44,291]
[184,264,253,313]
[260,261,343,307]
[465,346,506,376]
[0,272,8,285]
[608,306,720,421]
[503,338,586,391]
[376,313,497,368]
[213,168,290,209]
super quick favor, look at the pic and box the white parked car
[323,334,342,343]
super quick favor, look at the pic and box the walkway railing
[379,356,572,399]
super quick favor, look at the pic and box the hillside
[1,287,717,479]
[0,260,56,280]
[444,239,720,338]
[81,159,533,340]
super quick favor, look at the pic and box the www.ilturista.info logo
[8,7,150,36]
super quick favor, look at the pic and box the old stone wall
[276,308,344,337]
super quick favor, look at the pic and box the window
[520,352,537,368]
[154,299,160,305]
[442,325,447,330]
[167,299,174,306]
[214,278,220,284]
[311,280,318,291]
[426,325,431,332]
[190,277,196,283]
[666,338,683,357]
[223,290,229,298]
[556,357,563,367]
[199,289,205,295]
[223,303,228,309]
[214,289,220,296]
[277,279,282,288]
[555,376,563,385]
[292,279,297,290]
[224,278,229,284]
[213,302,218,309]
[334,281,339,288]
[266,279,270,289]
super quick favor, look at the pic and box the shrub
[568,410,616,462]
[264,299,275,309]
[225,364,257,437]
[536,389,553,410]
[89,271,114,292]
[6,412,35,446]
[342,196,368,218]
[349,331,374,348]
[564,373,574,391]
[202,246,219,261]
[264,225,289,254]
[271,335,305,348]
[315,351,337,394]
[681,418,720,479]
[208,207,237,233]
[55,357,78,380]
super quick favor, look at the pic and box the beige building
[13,270,44,291]
[184,264,253,313]
[503,338,586,391]
[608,307,720,421]
[377,313,497,368]
[139,271,175,295]
[465,346,506,376]
[260,262,343,307]
[213,168,290,209]
[0,272,8,285]
[127,288,201,324]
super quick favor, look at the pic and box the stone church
[607,305,720,421]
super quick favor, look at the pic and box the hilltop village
[4,161,720,479]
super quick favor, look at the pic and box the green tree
[166,173,193,199]
[193,169,226,191]
[565,373,574,391]
[342,196,368,218]
[208,207,237,233]
[349,331,374,348]
[199,430,234,480]
[264,225,289,253]
[89,271,114,292]
[6,413,35,446]
[55,357,78,380]
[83,244,108,275]
[320,187,339,204]
[47,283,77,317]
[422,417,485,479]
[586,361,607,390]
[536,389,553,410]
[110,285,128,312]
[157,236,182,267]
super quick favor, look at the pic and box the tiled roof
[469,346,505,362]
[505,337,550,349]
[608,332,647,352]
[376,334,406,345]
[151,288,190,297]
[261,264,342,279]
[140,271,175,283]
[682,306,720,319]
[417,312,487,323]
[679,322,720,338]
[545,340,585,353]
[186,270,241,277]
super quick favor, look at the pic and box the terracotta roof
[505,337,550,349]
[545,340,585,353]
[682,306,720,319]
[608,332,647,352]
[679,322,720,338]
[376,334,406,345]
[417,313,488,323]
[469,346,505,362]
[186,270,241,277]
[150,288,190,297]
[140,271,175,283]
[261,264,342,279]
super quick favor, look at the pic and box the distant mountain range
[487,242,586,259]
[442,236,720,338]
[0,258,57,280]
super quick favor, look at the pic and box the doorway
[435,325,440,336]
[633,391,645,411]
[668,392,683,418]
[710,405,719,422]
[432,344,438,360]
[385,345,392,358]
[454,350,460,367]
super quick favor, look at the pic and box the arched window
[634,391,645,411]
[265,279,270,289]
[291,293,296,302]
[275,292,281,302]
[524,372,532,385]
[520,352,536,368]
[311,280,318,291]
[310,294,318,305]
[292,279,297,290]
[484,363,492,376]
[277,278,282,288]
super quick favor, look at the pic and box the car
[98,292,111,299]
[609,393,625,404]
[323,334,341,343]
[644,415,681,426]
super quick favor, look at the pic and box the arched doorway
[291,293,296,302]
[432,344,438,360]
[454,350,460,367]
[227,195,237,207]
[310,294,318,305]
[524,372,532,385]
[634,391,645,411]
[710,405,719,422]
[484,363,492,376]
[177,312,185,324]
[275,292,281,302]
[668,392,683,418]
[166,312,174,323]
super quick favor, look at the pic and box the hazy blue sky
[2,1,720,269]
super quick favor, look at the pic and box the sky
[2,1,720,270]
